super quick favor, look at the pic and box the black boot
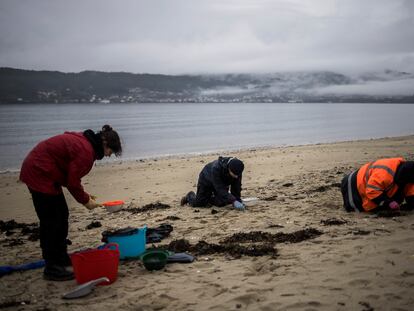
[180,191,196,206]
[43,264,74,281]
[59,253,72,267]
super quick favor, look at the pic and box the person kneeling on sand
[341,157,414,213]
[20,125,122,281]
[180,156,245,211]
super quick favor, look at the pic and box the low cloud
[0,0,413,74]
[314,78,414,96]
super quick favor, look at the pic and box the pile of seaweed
[160,228,322,258]
[321,218,348,226]
[165,239,277,258]
[0,220,39,242]
[220,228,322,244]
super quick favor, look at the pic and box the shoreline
[2,133,413,174]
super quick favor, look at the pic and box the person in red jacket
[20,125,122,281]
[341,157,414,213]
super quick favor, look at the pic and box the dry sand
[0,136,414,310]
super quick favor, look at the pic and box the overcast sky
[0,0,413,75]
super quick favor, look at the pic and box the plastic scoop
[62,277,110,299]
[242,197,260,206]
[102,200,125,213]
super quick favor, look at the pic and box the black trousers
[30,189,69,266]
[189,182,230,207]
[340,171,363,212]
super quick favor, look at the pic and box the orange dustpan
[102,200,124,212]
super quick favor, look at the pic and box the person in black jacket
[180,156,245,210]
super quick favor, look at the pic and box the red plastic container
[71,243,120,285]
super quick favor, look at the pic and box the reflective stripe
[347,171,359,212]
[364,162,396,195]
[369,165,395,177]
[365,162,374,184]
[366,184,383,191]
[227,157,234,165]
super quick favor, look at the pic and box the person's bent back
[181,156,245,210]
[341,157,414,212]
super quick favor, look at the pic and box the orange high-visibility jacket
[356,157,414,211]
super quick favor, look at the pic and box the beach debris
[161,228,322,258]
[220,228,323,244]
[0,300,30,309]
[211,209,219,214]
[359,301,374,311]
[1,238,25,247]
[282,183,293,187]
[164,239,277,258]
[86,221,102,230]
[310,182,341,193]
[164,215,181,221]
[352,229,371,236]
[313,185,331,192]
[321,218,347,226]
[262,194,278,201]
[0,219,40,246]
[124,202,171,214]
[196,241,277,258]
[167,239,191,253]
[374,210,402,218]
[163,238,277,258]
[266,223,284,229]
[0,220,39,241]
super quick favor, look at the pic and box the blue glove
[233,200,245,211]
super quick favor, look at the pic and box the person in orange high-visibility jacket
[341,158,414,212]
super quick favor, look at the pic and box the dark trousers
[340,171,363,212]
[189,183,230,207]
[30,189,69,266]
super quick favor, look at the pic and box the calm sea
[0,102,413,171]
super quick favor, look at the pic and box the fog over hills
[0,67,413,103]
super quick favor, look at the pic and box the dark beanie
[228,158,244,176]
[395,161,414,184]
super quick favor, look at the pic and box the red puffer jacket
[20,132,96,204]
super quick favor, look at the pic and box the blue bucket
[105,226,147,259]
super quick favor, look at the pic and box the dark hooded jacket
[198,156,242,203]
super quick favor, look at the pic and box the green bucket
[141,249,169,271]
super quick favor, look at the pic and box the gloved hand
[389,201,400,210]
[84,198,101,210]
[233,200,245,211]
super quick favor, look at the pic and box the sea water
[0,102,413,171]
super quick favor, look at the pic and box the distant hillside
[0,67,413,103]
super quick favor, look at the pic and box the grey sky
[0,0,413,74]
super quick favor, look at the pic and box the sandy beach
[1,135,413,310]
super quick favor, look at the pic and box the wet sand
[1,135,414,310]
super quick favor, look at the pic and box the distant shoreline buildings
[1,67,413,104]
